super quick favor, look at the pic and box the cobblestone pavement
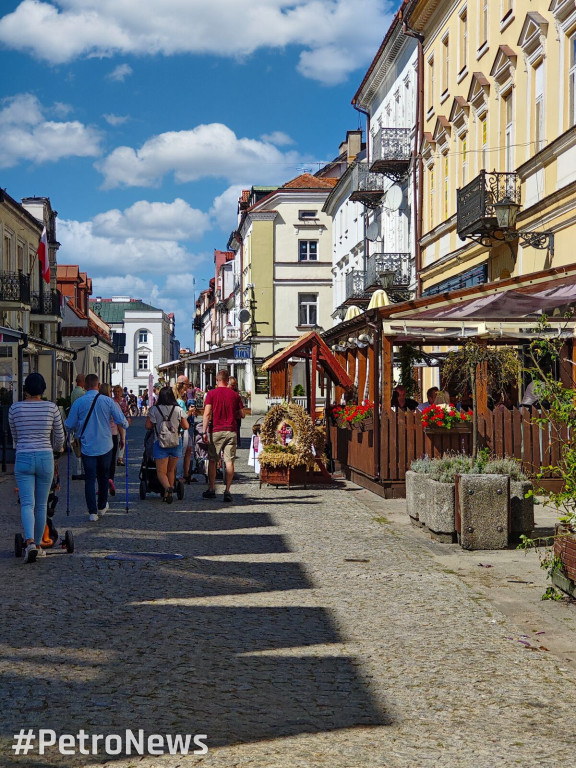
[1,418,575,767]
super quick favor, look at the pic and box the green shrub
[482,457,527,481]
[410,458,433,474]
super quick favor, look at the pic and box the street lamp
[379,269,396,290]
[493,196,522,230]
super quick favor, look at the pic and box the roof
[90,298,162,324]
[262,331,353,389]
[57,265,80,281]
[282,173,338,189]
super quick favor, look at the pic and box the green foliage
[541,586,564,601]
[441,341,521,400]
[483,458,527,481]
[411,452,527,484]
[397,344,424,399]
[428,454,476,484]
[410,458,433,474]
[292,384,305,397]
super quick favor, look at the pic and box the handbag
[71,394,100,457]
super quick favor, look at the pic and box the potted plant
[421,404,472,432]
[332,401,374,431]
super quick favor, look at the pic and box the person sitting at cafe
[391,385,418,411]
[418,386,439,412]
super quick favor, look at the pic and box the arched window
[138,329,149,345]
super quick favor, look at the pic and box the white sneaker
[88,513,99,522]
[23,543,37,563]
[98,502,109,516]
[36,547,46,558]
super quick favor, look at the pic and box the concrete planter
[457,474,510,551]
[425,479,456,541]
[406,470,429,526]
[509,480,534,540]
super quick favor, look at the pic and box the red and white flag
[38,227,50,284]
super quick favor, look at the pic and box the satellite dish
[366,221,380,241]
[238,308,251,323]
[385,184,403,211]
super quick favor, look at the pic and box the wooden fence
[329,408,569,489]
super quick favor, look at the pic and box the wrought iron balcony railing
[345,269,367,301]
[31,290,60,316]
[457,170,521,240]
[349,163,385,209]
[365,253,412,290]
[370,127,412,180]
[0,271,31,305]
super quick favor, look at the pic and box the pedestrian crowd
[9,369,244,563]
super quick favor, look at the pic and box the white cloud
[96,122,303,189]
[260,131,295,146]
[103,113,129,126]
[92,198,211,240]
[0,0,394,84]
[0,93,101,168]
[210,185,245,232]
[107,63,133,81]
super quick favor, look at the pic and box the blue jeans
[14,451,54,543]
[82,450,113,515]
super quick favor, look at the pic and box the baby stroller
[185,422,209,484]
[14,458,74,556]
[139,428,185,500]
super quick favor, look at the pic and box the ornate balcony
[31,289,60,316]
[349,163,385,209]
[224,326,241,341]
[365,253,412,291]
[0,271,30,306]
[370,127,412,180]
[345,270,367,302]
[457,170,521,242]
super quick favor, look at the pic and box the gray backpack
[154,405,180,448]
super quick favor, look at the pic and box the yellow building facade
[407,0,576,292]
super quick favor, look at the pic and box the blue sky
[0,0,397,347]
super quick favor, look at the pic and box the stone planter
[509,480,534,540]
[457,474,510,550]
[406,470,429,526]
[425,479,456,542]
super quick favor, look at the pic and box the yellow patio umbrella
[367,289,390,309]
[344,305,362,321]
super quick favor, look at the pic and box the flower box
[361,417,374,431]
[259,465,309,489]
[424,423,472,434]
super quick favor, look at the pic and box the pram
[14,458,74,556]
[185,421,209,484]
[139,428,185,500]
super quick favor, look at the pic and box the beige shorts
[207,431,237,463]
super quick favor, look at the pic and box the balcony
[31,289,60,317]
[365,253,412,291]
[345,269,367,302]
[349,163,385,209]
[0,271,30,307]
[457,170,521,242]
[223,326,241,341]
[370,127,412,180]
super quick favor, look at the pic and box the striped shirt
[8,400,66,454]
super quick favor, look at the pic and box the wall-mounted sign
[109,353,129,364]
[253,359,269,395]
[234,344,251,360]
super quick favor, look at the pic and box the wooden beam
[382,336,393,413]
[311,345,318,417]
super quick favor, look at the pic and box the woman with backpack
[145,386,189,503]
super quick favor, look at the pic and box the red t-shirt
[205,387,243,433]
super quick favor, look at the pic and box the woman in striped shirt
[8,373,65,564]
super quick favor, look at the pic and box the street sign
[109,353,129,364]
[112,332,126,349]
[234,344,251,359]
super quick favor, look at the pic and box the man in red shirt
[202,369,245,502]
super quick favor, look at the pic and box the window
[299,240,318,261]
[443,154,449,219]
[503,92,514,170]
[442,34,449,95]
[501,0,513,19]
[459,9,468,72]
[534,62,544,151]
[481,0,488,46]
[428,55,435,106]
[138,329,148,344]
[298,210,317,220]
[298,294,318,326]
[569,35,576,127]
[138,354,149,371]
[429,165,435,229]
[461,134,468,186]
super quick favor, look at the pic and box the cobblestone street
[1,418,576,767]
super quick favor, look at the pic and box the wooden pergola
[318,263,576,496]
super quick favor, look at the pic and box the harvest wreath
[259,403,317,470]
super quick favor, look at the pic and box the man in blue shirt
[66,373,129,521]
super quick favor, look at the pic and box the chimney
[346,130,362,164]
